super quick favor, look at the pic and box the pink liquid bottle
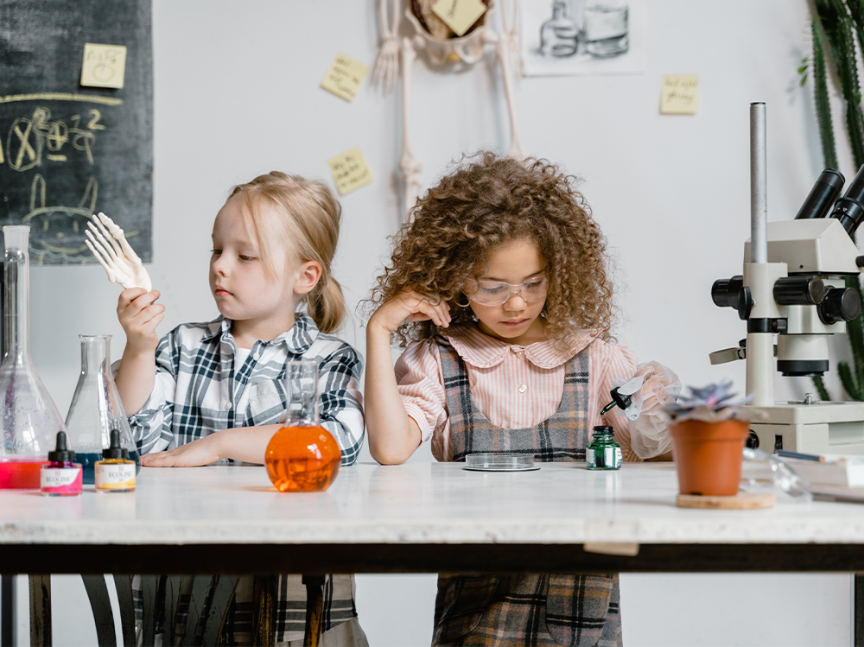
[0,226,66,488]
[41,431,82,497]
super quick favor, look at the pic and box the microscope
[710,102,864,455]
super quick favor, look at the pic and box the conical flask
[0,226,66,488]
[65,335,140,484]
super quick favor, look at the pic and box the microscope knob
[711,275,743,308]
[773,276,825,305]
[736,286,753,320]
[818,287,862,325]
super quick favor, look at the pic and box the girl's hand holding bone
[85,212,152,291]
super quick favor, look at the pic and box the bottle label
[41,467,82,494]
[586,447,596,468]
[95,462,136,490]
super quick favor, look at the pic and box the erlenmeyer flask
[265,361,341,492]
[65,335,140,484]
[0,226,66,488]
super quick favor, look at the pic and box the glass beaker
[0,226,66,488]
[65,335,140,484]
[265,361,341,492]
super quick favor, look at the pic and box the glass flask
[540,0,579,57]
[65,335,140,484]
[583,1,629,58]
[586,425,622,470]
[0,226,66,488]
[265,361,341,492]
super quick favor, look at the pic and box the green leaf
[839,361,863,401]
[812,375,832,401]
[812,18,840,169]
[801,75,808,86]
[798,65,809,74]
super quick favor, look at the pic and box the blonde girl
[365,153,678,646]
[114,171,367,645]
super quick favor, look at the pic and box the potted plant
[666,382,752,497]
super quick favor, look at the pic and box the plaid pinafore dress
[433,338,622,647]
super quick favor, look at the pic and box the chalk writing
[320,53,369,102]
[327,147,373,196]
[4,106,104,171]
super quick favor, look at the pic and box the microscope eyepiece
[711,276,743,308]
[795,168,845,220]
[818,286,862,325]
[831,164,864,235]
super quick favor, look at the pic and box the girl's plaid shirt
[128,312,365,465]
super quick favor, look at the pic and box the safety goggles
[464,274,548,306]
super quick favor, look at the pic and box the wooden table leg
[251,575,277,647]
[28,575,50,647]
[302,576,325,647]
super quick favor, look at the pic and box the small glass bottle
[95,428,136,493]
[586,426,622,470]
[65,334,140,485]
[540,0,579,57]
[265,361,341,492]
[41,431,82,497]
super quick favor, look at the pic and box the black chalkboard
[0,0,152,265]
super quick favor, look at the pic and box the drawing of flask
[65,334,140,484]
[265,361,341,492]
[540,0,580,57]
[0,226,66,488]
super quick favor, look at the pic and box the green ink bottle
[586,426,622,470]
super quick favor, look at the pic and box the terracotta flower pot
[670,419,749,496]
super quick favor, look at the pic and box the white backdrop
[10,0,857,645]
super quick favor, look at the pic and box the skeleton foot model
[373,0,525,220]
[85,212,152,291]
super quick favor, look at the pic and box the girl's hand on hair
[370,291,452,333]
[117,288,165,355]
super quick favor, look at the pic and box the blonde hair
[229,171,346,333]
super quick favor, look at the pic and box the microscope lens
[831,164,864,235]
[794,169,844,220]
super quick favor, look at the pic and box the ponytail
[307,274,346,334]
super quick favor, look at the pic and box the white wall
[15,0,857,645]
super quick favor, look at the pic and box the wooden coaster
[676,492,776,509]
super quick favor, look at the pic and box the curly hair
[367,152,615,347]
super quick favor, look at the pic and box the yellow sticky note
[328,147,373,196]
[80,43,127,89]
[432,0,487,37]
[320,53,369,102]
[660,75,699,114]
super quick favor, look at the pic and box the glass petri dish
[464,453,539,472]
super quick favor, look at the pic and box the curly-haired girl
[365,152,679,646]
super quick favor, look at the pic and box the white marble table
[2,461,864,574]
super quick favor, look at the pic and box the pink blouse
[394,324,679,462]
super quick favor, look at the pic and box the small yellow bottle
[95,429,136,493]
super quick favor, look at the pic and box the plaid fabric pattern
[129,313,365,644]
[437,337,590,463]
[434,338,621,647]
[132,574,358,645]
[128,313,364,465]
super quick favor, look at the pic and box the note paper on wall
[660,75,698,115]
[320,53,369,102]
[328,147,373,196]
[81,43,128,89]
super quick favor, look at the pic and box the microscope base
[747,402,864,455]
